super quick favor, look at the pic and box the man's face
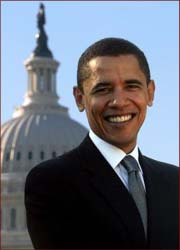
[74,55,155,153]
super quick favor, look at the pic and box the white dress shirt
[89,130,146,191]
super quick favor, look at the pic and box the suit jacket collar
[77,135,147,246]
[89,129,142,172]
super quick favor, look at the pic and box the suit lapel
[78,136,146,244]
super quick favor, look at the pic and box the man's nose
[108,89,129,107]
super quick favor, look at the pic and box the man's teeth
[108,115,132,123]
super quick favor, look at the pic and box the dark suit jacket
[25,135,178,249]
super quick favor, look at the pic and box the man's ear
[147,80,155,107]
[73,86,85,112]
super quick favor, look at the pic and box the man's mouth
[105,114,134,123]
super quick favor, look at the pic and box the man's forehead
[87,56,113,74]
[85,55,147,84]
[88,57,103,72]
[88,55,139,70]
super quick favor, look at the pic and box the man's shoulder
[25,147,80,187]
[142,154,179,175]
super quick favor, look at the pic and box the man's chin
[105,136,137,152]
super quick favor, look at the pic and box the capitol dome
[1,4,87,250]
[1,113,87,174]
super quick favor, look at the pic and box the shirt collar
[89,129,143,173]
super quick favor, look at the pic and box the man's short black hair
[77,37,151,91]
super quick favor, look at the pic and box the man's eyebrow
[125,79,143,85]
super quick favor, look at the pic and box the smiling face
[74,55,155,153]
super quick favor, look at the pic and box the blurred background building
[1,4,87,249]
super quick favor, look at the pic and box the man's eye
[127,84,140,89]
[93,87,110,94]
[96,88,107,92]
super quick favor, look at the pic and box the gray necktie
[121,155,147,236]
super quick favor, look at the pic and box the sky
[1,1,179,165]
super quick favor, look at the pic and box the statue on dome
[32,3,53,58]
[37,3,45,32]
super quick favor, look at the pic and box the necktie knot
[121,155,139,173]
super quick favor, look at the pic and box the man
[25,38,178,249]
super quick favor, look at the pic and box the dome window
[39,69,44,91]
[47,69,51,91]
[51,70,56,92]
[40,151,45,160]
[10,208,16,230]
[28,151,33,160]
[52,151,56,158]
[16,152,21,160]
[5,152,10,161]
